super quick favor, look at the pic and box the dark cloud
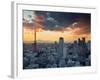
[23,10,91,35]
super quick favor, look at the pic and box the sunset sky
[23,10,91,43]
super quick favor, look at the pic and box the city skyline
[23,10,91,43]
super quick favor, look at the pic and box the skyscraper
[82,37,86,43]
[58,37,64,58]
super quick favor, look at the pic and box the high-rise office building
[58,37,64,58]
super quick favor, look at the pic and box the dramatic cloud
[23,10,91,35]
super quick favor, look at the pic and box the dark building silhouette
[82,37,86,43]
[54,41,58,52]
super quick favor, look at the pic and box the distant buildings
[23,37,91,69]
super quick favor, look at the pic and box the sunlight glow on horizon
[23,10,91,43]
[23,27,91,43]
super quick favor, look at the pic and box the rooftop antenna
[32,14,44,53]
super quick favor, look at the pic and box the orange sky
[23,27,91,43]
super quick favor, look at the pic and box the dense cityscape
[23,10,91,69]
[23,37,91,69]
